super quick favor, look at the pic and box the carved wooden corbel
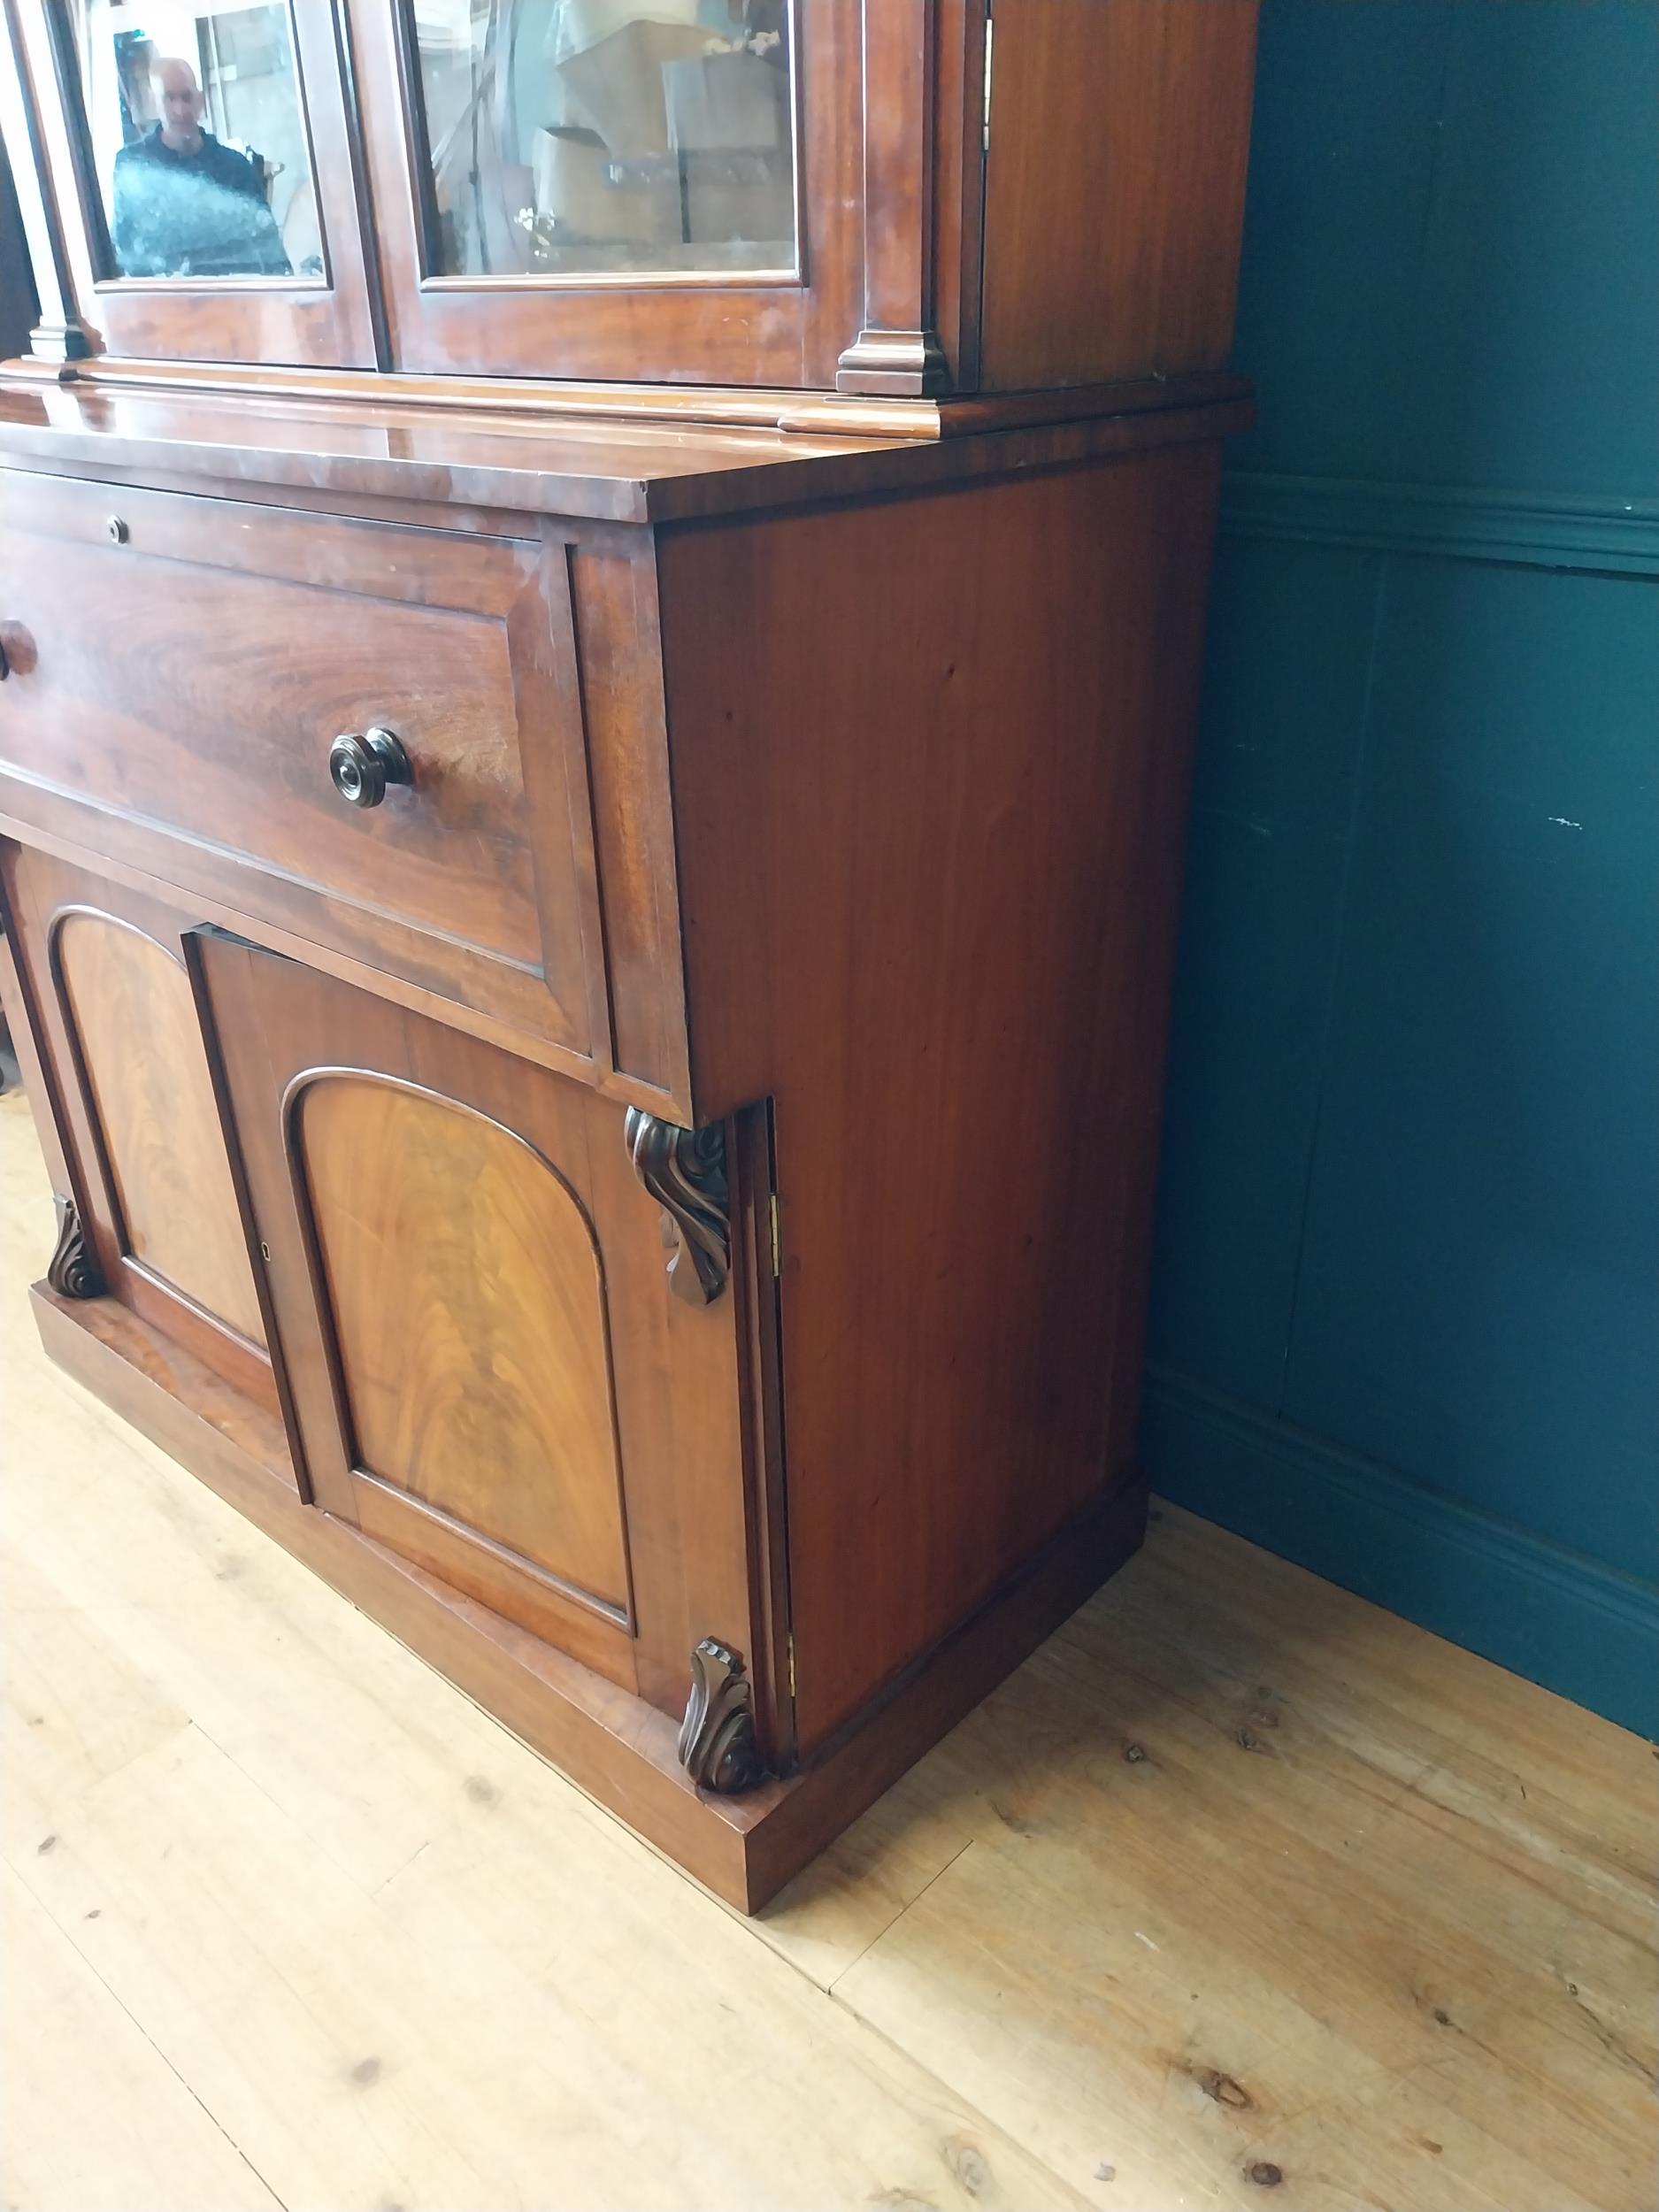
[623,1108,729,1306]
[678,1638,765,1793]
[47,1194,102,1298]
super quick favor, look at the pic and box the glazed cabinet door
[194,930,772,1722]
[1,843,279,1415]
[7,0,377,365]
[347,0,864,387]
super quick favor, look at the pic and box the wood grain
[660,439,1225,1748]
[979,0,1260,390]
[294,1072,632,1618]
[25,1159,1154,1912]
[0,471,600,1057]
[0,0,1281,1930]
[6,0,1262,403]
[0,799,687,1118]
[194,931,763,1718]
[764,1504,1659,2212]
[926,0,987,394]
[3,842,280,1411]
[27,350,1250,439]
[0,850,84,1228]
[0,1863,283,2210]
[834,0,948,396]
[31,1269,1141,1914]
[0,378,1252,529]
[1,409,1240,1887]
[565,541,691,1102]
[4,1092,1652,2212]
[53,907,264,1343]
[0,1123,1086,2208]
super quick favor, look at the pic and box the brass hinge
[769,1191,782,1279]
[786,1632,797,1700]
[982,2,995,153]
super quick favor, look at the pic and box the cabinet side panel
[979,0,1259,390]
[660,445,1224,1747]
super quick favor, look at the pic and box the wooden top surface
[0,376,1252,525]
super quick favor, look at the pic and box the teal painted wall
[1144,0,1659,1735]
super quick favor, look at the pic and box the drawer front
[0,473,599,1059]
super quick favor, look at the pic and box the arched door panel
[195,927,762,1715]
[2,845,278,1415]
[290,1071,632,1626]
[55,909,265,1345]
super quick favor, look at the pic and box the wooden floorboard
[1,1088,1653,2212]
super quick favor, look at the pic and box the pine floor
[1,1085,1653,2212]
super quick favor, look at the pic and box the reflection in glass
[410,1,796,278]
[55,0,319,279]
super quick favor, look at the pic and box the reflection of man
[111,57,290,278]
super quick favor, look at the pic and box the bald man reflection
[111,57,290,277]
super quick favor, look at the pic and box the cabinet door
[12,0,377,365]
[195,930,766,1711]
[348,0,862,387]
[2,844,278,1413]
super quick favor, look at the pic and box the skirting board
[1142,1367,1659,1740]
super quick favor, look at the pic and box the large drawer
[0,472,600,1060]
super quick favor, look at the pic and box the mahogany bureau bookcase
[0,0,1258,1909]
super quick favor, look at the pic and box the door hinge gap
[982,4,995,153]
[769,1192,782,1279]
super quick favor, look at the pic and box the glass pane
[409,1,796,278]
[54,0,320,279]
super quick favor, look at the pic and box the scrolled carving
[47,1194,103,1299]
[678,1638,765,1794]
[623,1108,729,1307]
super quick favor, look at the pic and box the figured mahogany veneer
[3,845,280,1412]
[0,471,604,1063]
[54,907,264,1344]
[0,398,1233,1900]
[193,928,763,1718]
[0,0,1260,1909]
